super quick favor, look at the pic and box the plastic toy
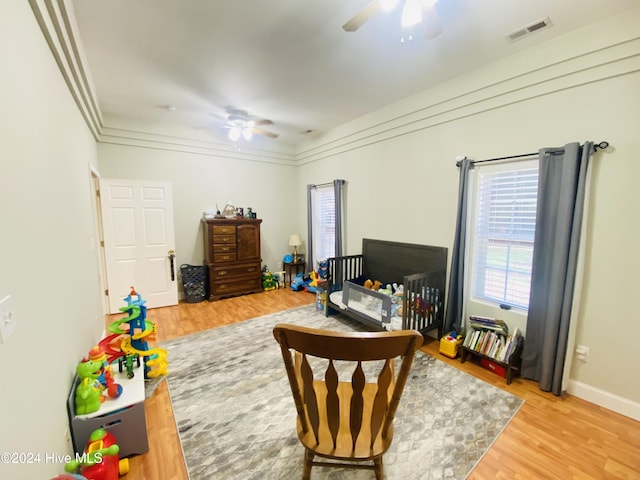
[50,475,87,480]
[305,271,320,293]
[262,268,277,291]
[87,345,123,400]
[104,287,168,379]
[290,272,312,291]
[65,429,129,480]
[118,353,140,379]
[74,360,104,415]
[317,259,328,280]
[74,378,102,415]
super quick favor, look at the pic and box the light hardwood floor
[111,289,640,480]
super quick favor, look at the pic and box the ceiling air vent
[506,17,552,42]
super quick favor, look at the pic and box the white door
[100,179,179,313]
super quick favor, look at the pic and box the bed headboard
[361,238,448,285]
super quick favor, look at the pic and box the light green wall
[96,144,302,276]
[295,10,640,411]
[0,2,104,477]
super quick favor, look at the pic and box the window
[470,162,538,310]
[310,184,336,265]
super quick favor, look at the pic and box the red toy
[65,429,129,480]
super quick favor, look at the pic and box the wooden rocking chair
[273,323,423,479]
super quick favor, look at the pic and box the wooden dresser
[203,218,263,301]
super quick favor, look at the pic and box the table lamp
[289,234,302,262]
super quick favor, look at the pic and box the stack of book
[468,316,508,335]
[464,316,522,363]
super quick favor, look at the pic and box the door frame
[89,165,110,316]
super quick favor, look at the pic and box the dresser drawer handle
[247,268,255,272]
[219,284,228,290]
[218,271,227,276]
[222,256,230,260]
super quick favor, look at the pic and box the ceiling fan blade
[342,0,381,32]
[251,127,279,139]
[422,5,443,39]
[254,119,273,126]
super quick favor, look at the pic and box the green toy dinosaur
[74,360,103,415]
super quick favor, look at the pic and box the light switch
[0,295,17,344]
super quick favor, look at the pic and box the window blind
[311,185,336,264]
[471,166,538,310]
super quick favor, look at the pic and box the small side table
[284,259,306,286]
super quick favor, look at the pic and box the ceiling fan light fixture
[224,108,278,141]
[401,0,422,28]
[228,126,242,142]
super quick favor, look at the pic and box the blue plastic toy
[290,272,311,291]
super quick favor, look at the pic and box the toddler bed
[325,238,447,336]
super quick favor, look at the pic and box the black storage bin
[180,264,208,303]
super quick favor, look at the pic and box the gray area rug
[162,305,523,479]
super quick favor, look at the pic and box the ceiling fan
[224,109,279,142]
[343,0,443,40]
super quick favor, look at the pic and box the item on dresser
[203,218,263,301]
[221,201,236,218]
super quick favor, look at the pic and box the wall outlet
[575,345,589,362]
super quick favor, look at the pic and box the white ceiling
[70,0,638,146]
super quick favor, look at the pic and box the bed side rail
[402,271,445,336]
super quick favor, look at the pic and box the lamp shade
[288,234,301,247]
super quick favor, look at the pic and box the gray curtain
[521,142,594,395]
[333,179,346,258]
[444,159,472,333]
[307,179,346,266]
[306,184,314,263]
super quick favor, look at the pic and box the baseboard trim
[567,380,640,421]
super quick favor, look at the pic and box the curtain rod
[455,141,609,167]
[310,179,346,188]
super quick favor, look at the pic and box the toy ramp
[108,305,141,335]
[120,337,168,378]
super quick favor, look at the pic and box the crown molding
[294,33,640,165]
[29,2,640,168]
[28,0,296,166]
[29,0,103,140]
[99,126,297,166]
